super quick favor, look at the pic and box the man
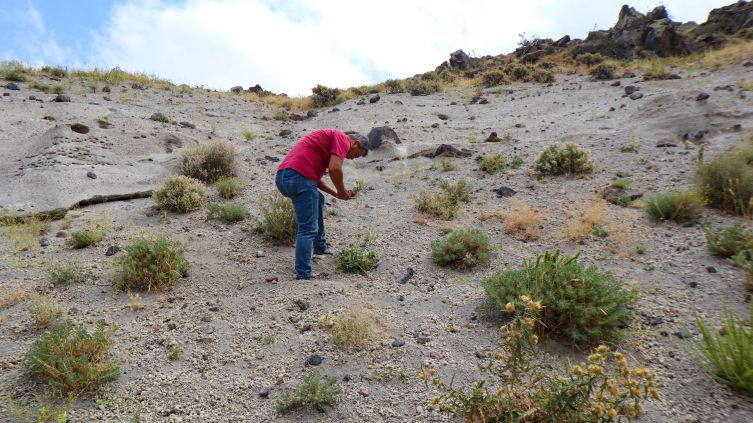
[275,129,370,280]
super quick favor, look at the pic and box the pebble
[294,300,310,310]
[307,354,322,366]
[265,276,278,282]
[256,250,265,257]
[696,92,710,101]
[417,335,429,344]
[359,388,370,397]
[259,387,270,397]
[676,327,692,339]
[647,317,664,326]
[391,339,405,347]
[706,266,717,273]
[475,350,486,359]
[105,245,120,256]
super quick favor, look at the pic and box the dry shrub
[478,70,507,87]
[575,53,603,66]
[153,175,207,213]
[561,198,605,243]
[326,302,384,351]
[478,208,505,222]
[26,294,64,330]
[1,285,26,310]
[384,79,404,93]
[256,191,297,245]
[501,200,545,240]
[180,139,239,183]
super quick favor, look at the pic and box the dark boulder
[449,49,469,70]
[70,123,90,134]
[102,85,111,93]
[484,132,501,142]
[54,94,71,102]
[410,88,424,96]
[367,126,401,148]
[553,35,571,47]
[247,84,263,93]
[370,94,380,104]
[692,1,753,36]
[230,86,243,93]
[433,144,471,158]
[7,83,20,90]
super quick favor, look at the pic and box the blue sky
[0,0,734,95]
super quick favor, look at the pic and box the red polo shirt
[277,129,351,182]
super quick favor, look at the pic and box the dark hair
[348,133,370,157]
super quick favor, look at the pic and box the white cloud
[0,2,68,66]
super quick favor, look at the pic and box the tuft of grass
[703,221,753,286]
[534,141,595,175]
[263,335,275,344]
[413,180,473,220]
[65,229,105,249]
[206,202,248,222]
[51,85,65,94]
[49,258,90,284]
[588,62,616,80]
[329,302,381,351]
[619,145,638,153]
[439,158,457,172]
[682,300,753,394]
[1,215,51,255]
[695,145,753,216]
[0,285,26,310]
[214,176,245,199]
[431,227,492,269]
[180,139,239,183]
[241,128,258,141]
[610,178,632,189]
[153,175,207,213]
[336,230,379,275]
[115,234,190,292]
[275,369,342,414]
[500,200,544,240]
[644,189,704,223]
[255,191,297,245]
[22,320,120,394]
[26,294,64,330]
[561,198,605,242]
[478,154,506,175]
[510,155,524,169]
[592,226,610,238]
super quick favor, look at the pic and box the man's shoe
[313,247,334,256]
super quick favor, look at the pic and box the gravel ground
[2,63,753,422]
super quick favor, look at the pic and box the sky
[0,0,734,95]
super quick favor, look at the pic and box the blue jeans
[275,169,326,280]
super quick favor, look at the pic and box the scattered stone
[611,81,621,86]
[514,123,525,128]
[484,132,501,142]
[431,123,439,128]
[55,231,67,238]
[696,93,710,101]
[86,171,97,179]
[29,96,36,100]
[398,268,414,284]
[197,337,214,343]
[290,112,305,121]
[7,83,20,90]
[201,316,212,322]
[2,93,8,96]
[356,99,365,105]
[54,94,71,102]
[410,89,424,96]
[102,85,111,93]
[307,354,322,366]
[706,266,717,273]
[105,246,120,256]
[265,276,278,283]
[230,86,243,93]
[370,94,380,103]
[392,339,405,347]
[475,350,486,359]
[294,299,310,311]
[307,110,318,118]
[299,323,312,332]
[209,306,220,312]
[676,327,692,339]
[367,126,402,147]
[478,98,489,104]
[656,142,677,147]
[40,241,49,247]
[714,85,734,91]
[359,388,370,397]
[167,322,177,330]
[437,114,449,120]
[609,107,616,111]
[624,86,638,95]
[745,62,753,67]
[279,129,292,137]
[259,387,270,398]
[433,144,472,158]
[647,317,664,326]
[132,83,145,90]
[429,351,443,360]
[264,155,280,162]
[493,186,517,198]
[623,72,636,78]
[689,281,698,288]
[71,123,90,134]
[450,101,457,105]
[417,335,429,345]
[629,92,644,100]
[289,316,299,323]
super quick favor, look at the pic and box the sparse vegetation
[534,141,595,175]
[588,62,616,80]
[478,70,507,87]
[644,189,704,223]
[327,302,381,351]
[207,202,248,222]
[22,320,120,394]
[480,250,636,343]
[256,191,297,245]
[49,258,90,284]
[611,178,632,189]
[180,139,239,183]
[115,235,190,292]
[215,176,245,199]
[439,158,457,171]
[431,227,492,269]
[26,294,64,330]
[153,175,207,213]
[336,230,380,274]
[275,369,341,414]
[478,154,506,175]
[413,180,473,220]
[66,229,105,249]
[241,128,258,141]
[695,145,753,215]
[310,84,343,108]
[500,200,544,240]
[703,221,753,285]
[683,300,753,394]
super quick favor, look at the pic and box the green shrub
[241,128,258,141]
[682,300,753,394]
[65,230,105,248]
[180,139,238,183]
[336,230,379,275]
[384,79,404,93]
[5,71,26,82]
[215,176,244,199]
[431,227,492,269]
[439,158,457,171]
[479,250,636,343]
[276,369,342,414]
[533,68,556,83]
[256,191,297,245]
[588,62,616,80]
[703,221,753,284]
[410,80,442,95]
[592,226,609,238]
[438,70,456,83]
[153,175,207,212]
[439,179,473,203]
[425,298,659,423]
[511,155,524,169]
[611,178,631,189]
[478,154,506,175]
[478,70,507,87]
[49,66,68,78]
[413,180,473,220]
[644,189,704,223]
[533,141,595,175]
[115,236,190,291]
[49,258,90,284]
[51,85,65,94]
[22,320,120,394]
[207,202,248,222]
[695,146,753,215]
[311,84,342,108]
[575,53,603,66]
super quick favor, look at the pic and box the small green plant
[534,141,595,175]
[49,66,68,78]
[439,179,473,203]
[167,344,183,360]
[636,243,646,254]
[682,300,753,394]
[615,196,634,207]
[643,265,655,272]
[65,229,105,248]
[610,178,631,189]
[263,335,275,344]
[478,154,506,175]
[49,258,90,284]
[431,227,492,269]
[22,320,120,394]
[336,230,380,275]
[256,192,297,245]
[115,235,190,292]
[207,202,248,222]
[479,250,636,343]
[5,71,26,82]
[372,367,408,384]
[423,297,659,423]
[27,294,64,330]
[215,176,245,199]
[275,369,342,414]
[619,145,638,153]
[325,208,341,217]
[273,110,289,120]
[592,226,609,238]
[153,175,207,213]
[644,189,704,223]
[703,221,753,285]
[510,155,524,169]
[695,145,753,215]
[384,79,404,93]
[240,128,258,141]
[615,171,631,178]
[351,175,370,199]
[180,139,239,183]
[439,158,457,171]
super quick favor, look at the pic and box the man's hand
[337,189,354,200]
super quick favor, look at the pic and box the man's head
[346,133,370,160]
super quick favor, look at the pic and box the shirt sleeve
[330,132,351,160]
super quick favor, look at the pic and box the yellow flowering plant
[421,297,660,423]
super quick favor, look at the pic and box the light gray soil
[1,63,753,422]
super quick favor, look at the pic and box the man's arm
[317,178,338,197]
[328,154,352,200]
